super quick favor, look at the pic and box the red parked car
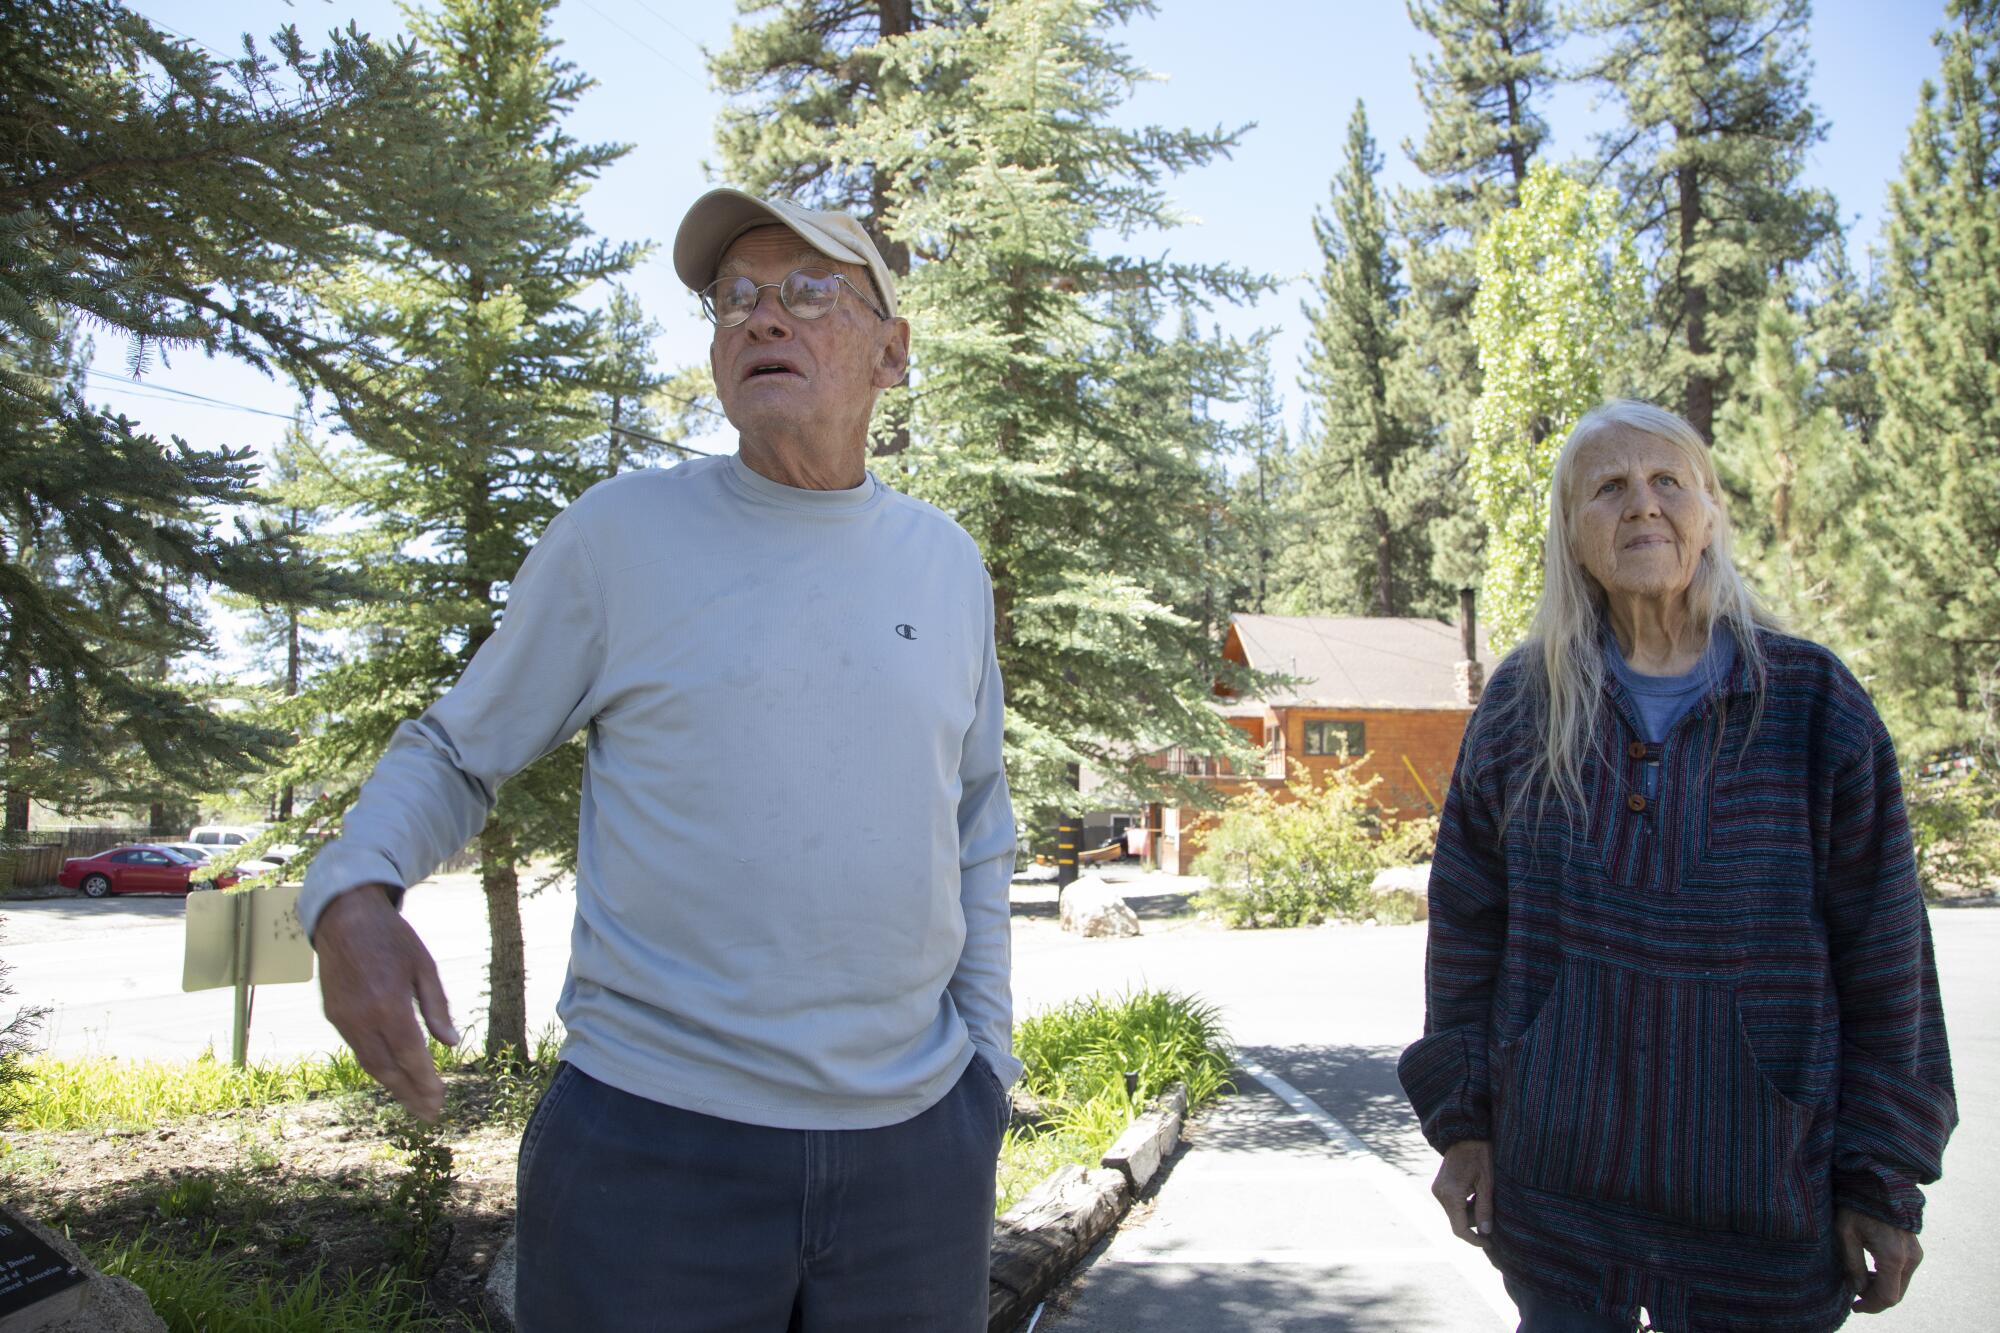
[58,844,239,898]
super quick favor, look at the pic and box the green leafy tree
[1581,0,1833,442]
[1398,0,1560,594]
[1865,0,2000,756]
[1277,102,1438,619]
[1469,162,1642,648]
[282,0,643,1059]
[828,0,1266,825]
[0,1,460,833]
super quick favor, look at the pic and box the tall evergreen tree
[1866,0,2000,754]
[1277,102,1436,619]
[1469,162,1642,647]
[1714,287,1854,640]
[592,286,669,477]
[1398,0,1559,594]
[0,0,463,834]
[284,0,642,1059]
[219,416,367,822]
[832,0,1266,825]
[1581,0,1833,443]
[710,1,967,278]
[1229,342,1295,617]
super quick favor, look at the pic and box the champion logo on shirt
[895,624,918,640]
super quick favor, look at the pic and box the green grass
[3,1021,571,1134]
[996,988,1233,1213]
[5,1050,378,1132]
[95,1234,474,1333]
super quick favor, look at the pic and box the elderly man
[300,189,1019,1332]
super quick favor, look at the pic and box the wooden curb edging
[986,1081,1189,1333]
[1098,1082,1187,1194]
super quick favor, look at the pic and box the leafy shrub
[997,989,1232,1213]
[384,1120,456,1279]
[1015,988,1232,1107]
[1192,760,1437,928]
[1908,766,2000,900]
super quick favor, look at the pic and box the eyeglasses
[698,268,889,327]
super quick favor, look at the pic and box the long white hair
[1488,399,1782,823]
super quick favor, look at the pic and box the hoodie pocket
[1495,957,1818,1240]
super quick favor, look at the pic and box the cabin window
[1301,719,1365,757]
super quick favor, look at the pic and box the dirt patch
[0,1071,532,1328]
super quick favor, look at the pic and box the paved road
[1016,883,1999,1333]
[1,873,1991,1330]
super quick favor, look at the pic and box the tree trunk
[4,729,29,834]
[1676,151,1715,442]
[1374,506,1394,616]
[1499,1,1531,194]
[280,598,301,821]
[479,820,528,1062]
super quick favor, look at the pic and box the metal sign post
[184,883,314,1066]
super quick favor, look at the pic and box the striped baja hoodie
[1398,629,1956,1332]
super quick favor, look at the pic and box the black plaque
[0,1206,85,1330]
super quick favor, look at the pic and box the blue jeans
[513,1056,1010,1332]
[1506,1275,1640,1333]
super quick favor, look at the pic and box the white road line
[1236,1059,1516,1329]
[1107,1248,1449,1267]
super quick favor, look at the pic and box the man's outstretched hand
[313,884,458,1121]
[1837,1207,1923,1315]
[1431,1139,1494,1248]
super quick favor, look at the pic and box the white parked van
[186,824,303,866]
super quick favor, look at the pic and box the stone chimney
[1454,587,1484,708]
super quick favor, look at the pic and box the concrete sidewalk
[1031,1067,1514,1333]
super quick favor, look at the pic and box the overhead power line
[84,369,301,421]
[628,0,709,55]
[573,0,702,82]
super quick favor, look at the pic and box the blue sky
[106,0,1945,478]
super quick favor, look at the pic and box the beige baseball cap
[674,188,898,319]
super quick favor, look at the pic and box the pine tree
[1866,0,2000,755]
[1229,342,1295,617]
[831,0,1266,825]
[1581,0,1833,443]
[1469,162,1643,648]
[710,1,966,277]
[1397,0,1560,595]
[0,0,462,836]
[283,0,643,1059]
[1277,102,1436,619]
[593,286,670,477]
[216,416,371,823]
[1714,287,1854,640]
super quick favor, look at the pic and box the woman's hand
[1431,1139,1495,1247]
[1837,1207,1923,1314]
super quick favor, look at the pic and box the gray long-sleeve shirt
[299,454,1019,1130]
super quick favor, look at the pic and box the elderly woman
[1399,401,1957,1332]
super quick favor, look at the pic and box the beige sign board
[182,884,315,991]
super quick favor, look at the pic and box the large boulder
[5,1210,165,1333]
[1370,863,1431,921]
[1059,879,1141,938]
